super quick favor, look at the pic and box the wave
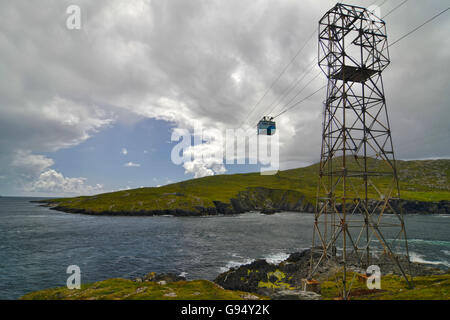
[219,251,298,273]
[219,258,255,273]
[263,252,290,264]
[409,252,450,268]
[27,215,51,218]
[377,238,450,247]
[407,239,450,247]
[442,250,450,257]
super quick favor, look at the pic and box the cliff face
[390,199,450,214]
[35,158,450,216]
[332,199,450,215]
[46,187,313,216]
[216,187,314,214]
[44,187,450,216]
[227,189,450,215]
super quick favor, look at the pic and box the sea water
[0,197,448,299]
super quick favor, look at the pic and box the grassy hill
[40,158,450,215]
[321,273,450,300]
[20,279,264,300]
[20,273,450,300]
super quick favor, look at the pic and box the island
[34,158,450,216]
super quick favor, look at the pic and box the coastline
[33,198,450,217]
[21,249,450,300]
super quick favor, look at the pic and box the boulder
[215,259,278,293]
[261,208,277,215]
[270,290,321,300]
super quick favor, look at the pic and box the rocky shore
[34,188,450,217]
[213,249,447,299]
[32,187,312,216]
[20,249,449,300]
[125,249,447,300]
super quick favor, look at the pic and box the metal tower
[309,3,412,299]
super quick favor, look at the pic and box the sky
[0,0,449,196]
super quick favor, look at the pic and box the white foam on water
[377,238,450,247]
[219,258,255,273]
[442,250,450,257]
[407,239,450,246]
[409,252,450,268]
[178,272,188,277]
[264,252,290,264]
[219,251,293,273]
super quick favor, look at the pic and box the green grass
[21,274,449,300]
[320,273,450,300]
[20,278,265,300]
[43,158,450,214]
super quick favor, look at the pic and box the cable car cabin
[257,117,276,136]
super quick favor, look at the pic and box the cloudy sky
[0,0,449,196]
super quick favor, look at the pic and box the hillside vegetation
[20,279,264,300]
[20,273,450,300]
[41,158,450,215]
[320,273,450,300]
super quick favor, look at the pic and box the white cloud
[121,148,128,155]
[9,150,103,195]
[24,169,103,195]
[11,150,54,178]
[124,162,140,167]
[179,127,227,178]
[0,0,449,192]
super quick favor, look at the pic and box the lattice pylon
[308,3,413,299]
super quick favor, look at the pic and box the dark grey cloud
[0,0,449,194]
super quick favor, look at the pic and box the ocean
[0,196,449,299]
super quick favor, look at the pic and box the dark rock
[286,250,311,263]
[270,290,321,300]
[214,250,316,295]
[215,259,278,293]
[213,201,235,215]
[214,248,444,296]
[261,208,277,215]
[331,199,450,215]
[36,189,450,217]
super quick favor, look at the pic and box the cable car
[257,116,276,135]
